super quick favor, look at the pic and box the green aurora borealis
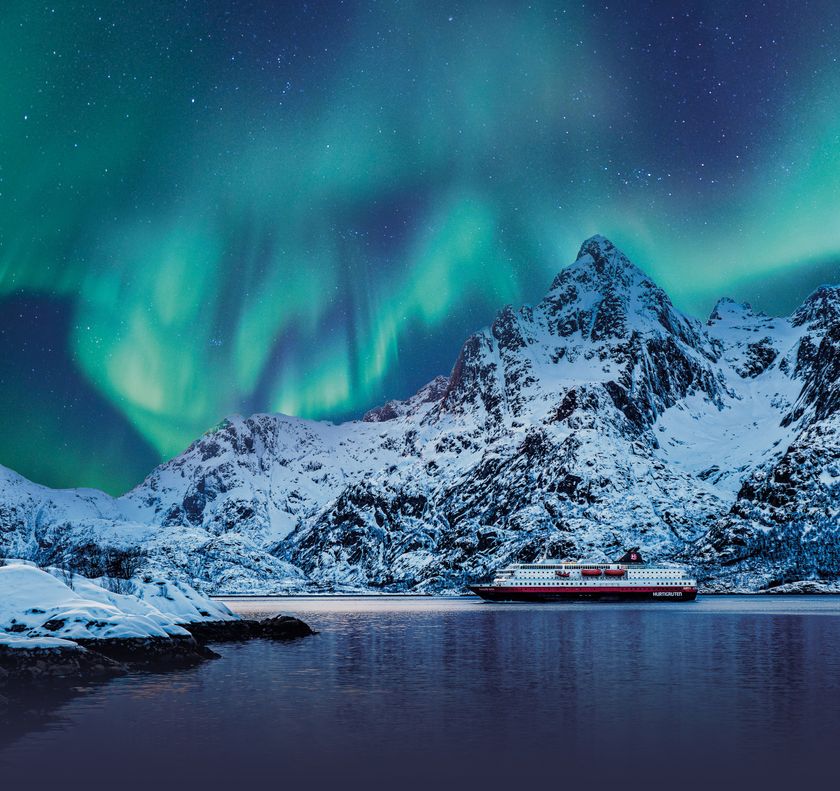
[1,1,839,493]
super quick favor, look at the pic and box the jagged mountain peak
[362,375,450,423]
[576,234,629,269]
[539,237,709,360]
[550,235,649,292]
[547,236,667,317]
[791,284,840,330]
[577,233,616,256]
[707,297,759,325]
[431,238,724,433]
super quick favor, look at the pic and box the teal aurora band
[0,1,839,492]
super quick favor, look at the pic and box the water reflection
[1,597,839,791]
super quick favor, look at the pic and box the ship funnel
[617,548,645,564]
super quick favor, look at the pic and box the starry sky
[1,0,839,494]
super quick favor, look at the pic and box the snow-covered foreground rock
[0,563,237,684]
[0,562,315,690]
[0,236,837,592]
[0,562,235,641]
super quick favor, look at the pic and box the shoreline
[0,615,315,696]
[213,590,840,600]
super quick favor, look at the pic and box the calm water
[2,596,840,791]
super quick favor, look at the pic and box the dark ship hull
[469,585,698,602]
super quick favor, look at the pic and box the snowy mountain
[1,236,837,592]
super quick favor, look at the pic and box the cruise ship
[469,548,697,602]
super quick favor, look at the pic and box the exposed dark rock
[739,337,778,378]
[183,615,316,643]
[73,635,220,667]
[2,614,315,691]
[758,580,840,594]
[255,615,316,640]
[183,619,257,643]
[0,643,124,685]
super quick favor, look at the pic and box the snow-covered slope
[0,236,837,591]
[692,287,840,589]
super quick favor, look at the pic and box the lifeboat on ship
[554,571,570,578]
[604,569,626,577]
[581,569,602,577]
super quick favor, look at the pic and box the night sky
[2,0,839,494]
